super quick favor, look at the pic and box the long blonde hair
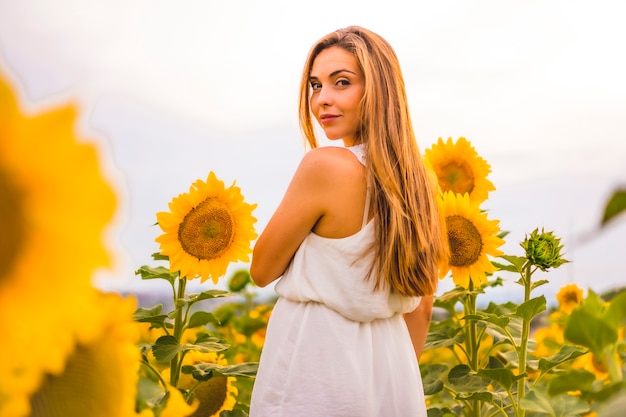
[298,26,448,297]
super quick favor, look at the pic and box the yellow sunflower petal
[156,172,258,283]
[158,385,199,417]
[0,71,119,417]
[438,191,505,289]
[424,137,495,204]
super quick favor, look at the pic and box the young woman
[249,26,448,417]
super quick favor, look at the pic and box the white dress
[249,145,427,417]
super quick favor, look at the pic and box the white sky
[1,0,625,302]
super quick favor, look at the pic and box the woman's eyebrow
[309,69,358,80]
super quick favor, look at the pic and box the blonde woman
[249,26,448,417]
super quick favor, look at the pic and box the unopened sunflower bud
[228,269,251,292]
[521,228,568,271]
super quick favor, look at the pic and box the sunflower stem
[605,346,623,383]
[170,276,188,387]
[465,283,481,417]
[516,262,532,417]
[141,359,169,394]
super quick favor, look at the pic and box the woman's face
[309,46,365,147]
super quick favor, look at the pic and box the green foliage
[520,386,590,416]
[602,189,626,226]
[421,227,626,417]
[134,265,262,417]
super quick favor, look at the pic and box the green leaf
[152,335,230,362]
[187,289,234,304]
[477,368,522,391]
[135,265,178,286]
[152,252,170,261]
[537,345,587,374]
[482,302,524,344]
[601,189,626,226]
[603,290,626,328]
[521,387,590,417]
[515,296,546,322]
[421,364,448,396]
[421,363,448,379]
[133,305,169,327]
[447,364,489,392]
[548,369,595,395]
[584,290,608,315]
[585,381,626,403]
[499,255,527,272]
[491,261,519,273]
[455,391,494,402]
[424,327,464,350]
[422,378,444,396]
[486,277,504,289]
[464,312,511,330]
[187,311,220,328]
[426,408,458,417]
[435,286,469,306]
[564,308,617,355]
[136,377,165,412]
[182,362,259,381]
[151,335,179,362]
[531,279,550,291]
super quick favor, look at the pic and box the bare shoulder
[299,146,364,180]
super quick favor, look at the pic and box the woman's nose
[317,86,332,106]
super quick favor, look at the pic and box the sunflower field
[2,67,626,417]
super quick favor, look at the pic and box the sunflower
[156,172,258,284]
[572,352,611,381]
[28,293,141,417]
[424,137,495,204]
[0,71,118,416]
[160,351,238,417]
[532,322,565,358]
[556,284,585,314]
[438,191,505,288]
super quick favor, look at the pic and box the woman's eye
[337,79,350,87]
[310,81,322,90]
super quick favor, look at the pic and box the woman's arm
[250,149,331,287]
[250,147,366,287]
[403,294,434,361]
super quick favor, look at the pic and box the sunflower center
[178,197,235,261]
[438,161,475,195]
[446,215,483,267]
[30,345,111,417]
[188,376,229,417]
[0,166,26,283]
[563,291,580,304]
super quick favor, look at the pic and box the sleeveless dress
[249,144,427,417]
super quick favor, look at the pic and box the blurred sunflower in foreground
[156,172,258,284]
[0,71,140,417]
[424,137,495,204]
[437,191,505,288]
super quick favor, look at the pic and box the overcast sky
[1,0,625,302]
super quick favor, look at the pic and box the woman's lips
[319,114,339,124]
